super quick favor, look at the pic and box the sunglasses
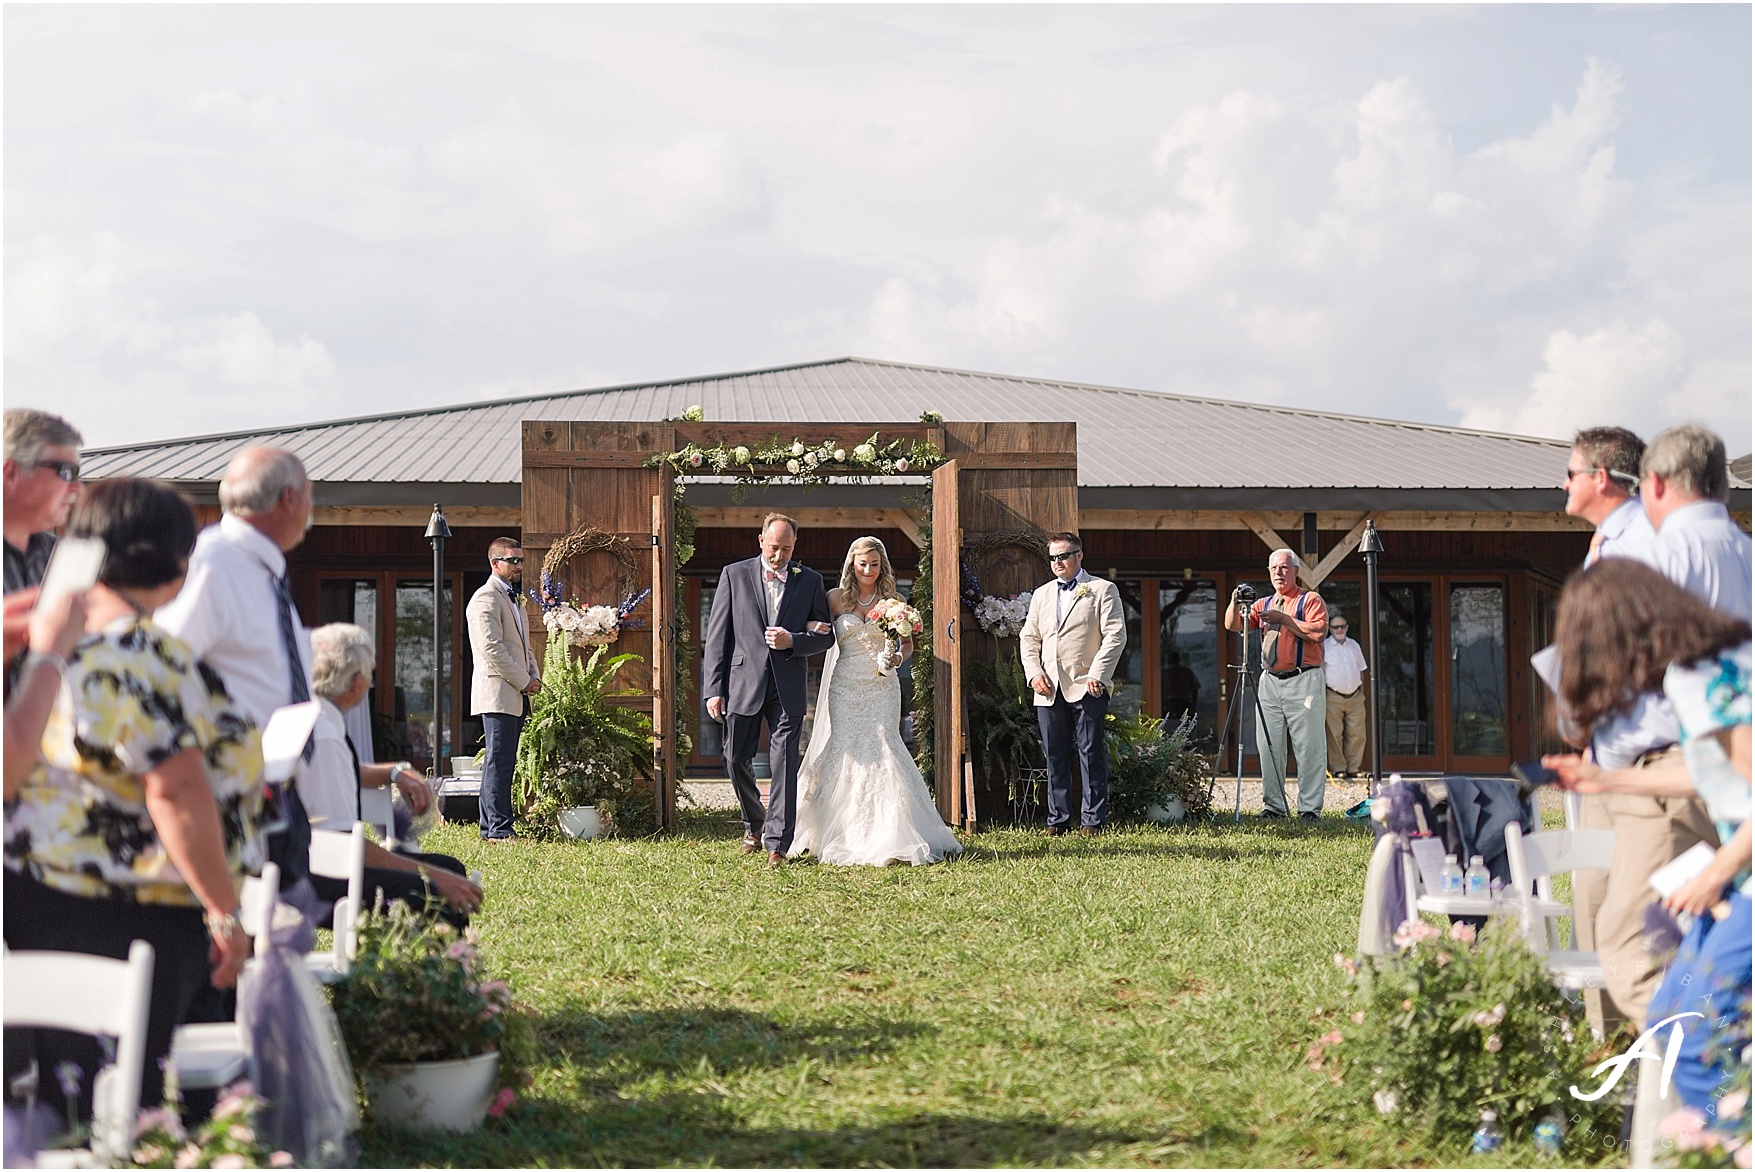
[1563,465,1599,483]
[1049,551,1081,564]
[34,459,79,483]
[492,556,525,565]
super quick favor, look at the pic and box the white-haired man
[1225,549,1330,819]
[1641,423,1752,622]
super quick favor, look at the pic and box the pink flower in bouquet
[211,1155,246,1170]
[270,1153,295,1168]
[1447,922,1476,942]
[1721,1089,1749,1121]
[1662,1107,1710,1150]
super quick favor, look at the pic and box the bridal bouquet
[973,592,1032,638]
[867,598,922,676]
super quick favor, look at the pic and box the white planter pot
[1144,796,1188,824]
[366,1050,500,1132]
[558,805,601,840]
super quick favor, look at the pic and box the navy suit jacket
[701,557,834,718]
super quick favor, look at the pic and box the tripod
[1208,620,1285,822]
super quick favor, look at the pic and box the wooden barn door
[932,460,963,827]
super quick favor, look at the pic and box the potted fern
[514,639,656,838]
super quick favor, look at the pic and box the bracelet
[203,909,242,937]
[21,651,67,679]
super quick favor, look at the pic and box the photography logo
[1569,1012,1705,1102]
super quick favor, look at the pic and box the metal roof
[83,357,1580,498]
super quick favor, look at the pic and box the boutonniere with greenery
[1072,583,1093,601]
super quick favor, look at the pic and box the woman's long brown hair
[1555,558,1750,733]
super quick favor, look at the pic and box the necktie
[274,573,314,761]
[1586,530,1605,567]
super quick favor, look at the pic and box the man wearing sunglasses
[1563,426,1656,568]
[2,409,84,594]
[467,537,541,842]
[1019,532,1127,836]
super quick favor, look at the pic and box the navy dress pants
[479,710,524,839]
[1038,689,1110,829]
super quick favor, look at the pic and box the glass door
[1158,578,1219,750]
[394,576,460,770]
[1449,583,1510,770]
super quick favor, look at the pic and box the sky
[6,4,1750,452]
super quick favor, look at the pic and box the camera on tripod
[1231,583,1257,606]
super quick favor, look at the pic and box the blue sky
[6,5,1749,450]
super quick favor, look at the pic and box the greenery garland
[645,430,943,494]
[904,488,934,790]
[670,490,698,765]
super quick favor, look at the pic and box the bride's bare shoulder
[826,586,849,615]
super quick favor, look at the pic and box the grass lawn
[358,808,1602,1168]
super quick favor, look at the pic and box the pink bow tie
[765,568,787,582]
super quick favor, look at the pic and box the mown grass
[358,808,1607,1168]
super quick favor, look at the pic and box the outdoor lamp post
[425,503,452,767]
[1359,519,1385,794]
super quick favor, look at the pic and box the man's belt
[1326,685,1361,697]
[1633,743,1680,768]
[1266,666,1322,680]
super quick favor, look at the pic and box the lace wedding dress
[790,612,963,866]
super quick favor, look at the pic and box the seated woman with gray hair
[306,622,481,927]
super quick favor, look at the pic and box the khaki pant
[1579,749,1720,1029]
[1325,687,1366,774]
[1256,668,1328,816]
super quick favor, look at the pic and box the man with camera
[1225,549,1330,820]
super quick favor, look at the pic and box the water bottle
[1439,855,1464,895]
[1471,1109,1503,1154]
[1464,854,1490,898]
[1533,1113,1564,1158]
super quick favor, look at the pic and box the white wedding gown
[790,612,964,866]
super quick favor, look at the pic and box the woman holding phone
[3,478,263,1122]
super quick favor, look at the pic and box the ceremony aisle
[359,809,1606,1169]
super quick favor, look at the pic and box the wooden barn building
[82,358,1753,783]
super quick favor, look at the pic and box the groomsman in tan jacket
[1019,532,1128,835]
[467,537,541,842]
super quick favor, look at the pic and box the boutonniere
[1072,583,1093,600]
[790,566,801,577]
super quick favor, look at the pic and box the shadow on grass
[361,1094,1191,1168]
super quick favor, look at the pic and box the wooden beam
[1077,509,1594,533]
[1237,511,1291,555]
[951,452,1079,470]
[1303,514,1373,588]
[883,508,926,549]
[313,505,521,528]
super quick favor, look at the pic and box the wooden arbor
[520,420,1076,831]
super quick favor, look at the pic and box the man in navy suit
[702,513,834,865]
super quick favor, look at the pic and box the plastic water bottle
[1471,1109,1503,1154]
[1440,855,1464,895]
[1533,1113,1564,1158]
[1464,854,1490,898]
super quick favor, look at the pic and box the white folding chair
[305,823,367,984]
[1504,821,1615,989]
[359,784,395,847]
[168,862,281,1091]
[4,939,156,1167]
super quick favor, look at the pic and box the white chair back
[358,785,395,846]
[308,823,367,965]
[1504,822,1614,944]
[4,939,156,1165]
[237,862,282,959]
[1562,790,1582,831]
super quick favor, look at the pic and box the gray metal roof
[84,358,1580,498]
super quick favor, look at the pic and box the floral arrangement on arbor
[972,592,1032,638]
[645,417,943,488]
[1318,917,1625,1153]
[531,575,648,648]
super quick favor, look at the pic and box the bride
[790,536,964,866]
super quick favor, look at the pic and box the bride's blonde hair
[840,536,899,603]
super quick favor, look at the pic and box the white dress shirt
[155,513,313,727]
[1054,571,1090,625]
[1588,496,1660,567]
[302,698,361,831]
[1653,500,1753,622]
[1322,636,1368,694]
[763,561,788,625]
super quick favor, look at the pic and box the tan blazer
[468,577,538,717]
[1018,572,1127,705]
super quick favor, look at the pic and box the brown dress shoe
[742,834,761,854]
[1078,825,1103,837]
[768,851,786,868]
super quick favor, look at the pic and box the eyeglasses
[1330,625,1347,631]
[33,460,79,483]
[492,556,524,565]
[1048,551,1081,564]
[1564,465,1600,483]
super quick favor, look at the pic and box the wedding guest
[2,409,83,594]
[2,586,88,798]
[1640,423,1752,622]
[306,623,480,926]
[1564,425,1655,568]
[3,479,258,1120]
[1322,612,1368,779]
[1019,532,1127,836]
[467,537,541,843]
[1225,549,1329,820]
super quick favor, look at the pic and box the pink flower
[175,1143,201,1169]
[487,1087,516,1118]
[271,1153,295,1168]
[1391,920,1441,949]
[1721,1090,1749,1121]
[1447,922,1476,942]
[1320,1031,1344,1046]
[688,452,704,468]
[1662,1107,1709,1150]
[1484,1034,1503,1053]
[211,1156,246,1170]
[135,1107,185,1141]
[227,1124,254,1144]
[1733,1140,1751,1169]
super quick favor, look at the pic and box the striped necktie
[274,573,314,760]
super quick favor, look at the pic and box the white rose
[803,452,818,468]
[791,441,804,457]
[854,443,875,461]
[894,458,910,473]
[833,448,846,462]
[733,445,750,464]
[786,458,801,474]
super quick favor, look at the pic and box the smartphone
[34,536,106,612]
[1510,759,1559,798]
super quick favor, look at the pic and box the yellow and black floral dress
[4,613,265,905]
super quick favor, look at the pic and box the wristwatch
[203,908,242,938]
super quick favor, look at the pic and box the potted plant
[1107,712,1212,823]
[326,903,513,1133]
[514,640,656,837]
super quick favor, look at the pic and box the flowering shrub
[128,1081,289,1169]
[1321,917,1626,1151]
[1106,711,1213,822]
[327,903,512,1076]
